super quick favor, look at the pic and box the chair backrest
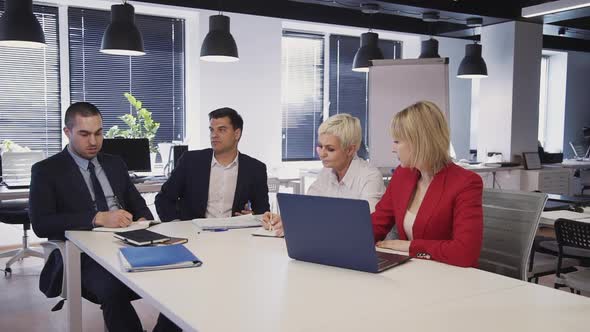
[478,189,548,280]
[267,177,280,193]
[555,218,590,251]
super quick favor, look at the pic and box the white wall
[478,22,516,161]
[196,11,283,167]
[478,21,543,162]
[438,37,473,160]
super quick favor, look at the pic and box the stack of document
[192,214,262,231]
[119,244,202,272]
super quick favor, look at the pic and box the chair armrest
[40,240,65,260]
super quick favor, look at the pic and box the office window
[328,35,401,158]
[281,32,324,161]
[538,55,549,148]
[0,3,61,156]
[69,8,185,145]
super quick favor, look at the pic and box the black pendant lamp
[101,2,145,56]
[457,18,487,79]
[200,14,239,62]
[352,32,384,72]
[418,38,440,58]
[0,0,46,48]
[457,43,488,79]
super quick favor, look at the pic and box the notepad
[93,220,161,232]
[119,244,202,272]
[192,214,262,230]
[114,229,170,246]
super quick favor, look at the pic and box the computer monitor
[101,138,151,172]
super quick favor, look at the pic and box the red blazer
[372,163,483,267]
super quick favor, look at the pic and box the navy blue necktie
[88,162,109,212]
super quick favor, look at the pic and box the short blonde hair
[391,101,451,174]
[318,113,362,151]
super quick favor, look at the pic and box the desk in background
[65,222,590,332]
[0,182,164,201]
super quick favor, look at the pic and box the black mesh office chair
[554,218,590,294]
[0,199,43,276]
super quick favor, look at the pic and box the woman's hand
[376,240,410,252]
[262,211,284,236]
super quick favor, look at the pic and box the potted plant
[106,92,161,166]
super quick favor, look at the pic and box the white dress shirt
[205,153,239,218]
[307,156,385,212]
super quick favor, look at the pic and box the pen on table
[205,228,228,232]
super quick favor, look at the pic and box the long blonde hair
[391,101,451,174]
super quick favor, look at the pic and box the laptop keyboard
[376,251,406,271]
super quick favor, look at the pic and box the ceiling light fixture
[200,10,239,62]
[352,3,384,72]
[457,18,487,79]
[419,38,440,58]
[0,0,46,48]
[522,0,590,18]
[419,12,441,59]
[101,1,145,56]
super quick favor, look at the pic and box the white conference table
[65,221,590,332]
[0,182,163,201]
[540,209,590,227]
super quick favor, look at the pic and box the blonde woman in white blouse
[262,113,385,236]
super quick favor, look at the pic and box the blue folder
[119,244,202,272]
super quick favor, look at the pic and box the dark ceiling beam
[136,0,436,35]
[135,0,590,52]
[538,7,590,24]
[544,34,590,52]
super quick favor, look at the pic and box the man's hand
[94,210,133,228]
[234,203,253,216]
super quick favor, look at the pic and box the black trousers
[81,254,143,332]
[81,255,181,332]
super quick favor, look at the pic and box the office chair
[478,189,547,281]
[0,199,43,276]
[554,218,590,294]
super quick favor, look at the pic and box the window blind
[68,7,185,146]
[281,31,324,161]
[0,2,61,156]
[328,34,401,159]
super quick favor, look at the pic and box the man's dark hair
[208,107,243,132]
[64,102,102,129]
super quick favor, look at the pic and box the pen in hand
[269,201,275,232]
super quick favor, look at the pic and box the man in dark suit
[29,102,176,332]
[155,107,270,221]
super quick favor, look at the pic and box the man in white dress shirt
[155,107,270,222]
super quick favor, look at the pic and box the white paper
[192,214,262,230]
[93,220,161,232]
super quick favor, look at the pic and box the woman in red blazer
[373,101,483,268]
